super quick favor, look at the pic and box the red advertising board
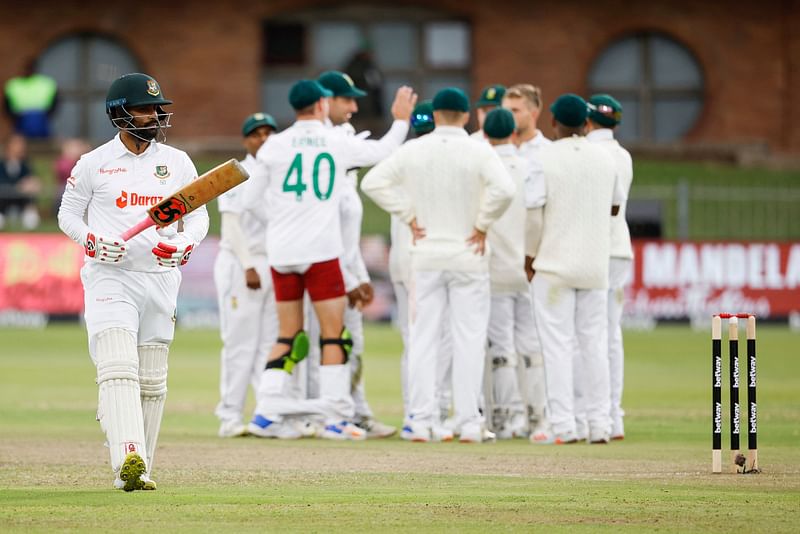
[0,234,84,314]
[628,240,800,319]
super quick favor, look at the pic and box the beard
[135,122,159,141]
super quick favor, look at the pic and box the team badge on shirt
[154,165,170,179]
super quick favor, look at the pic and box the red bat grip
[121,218,157,241]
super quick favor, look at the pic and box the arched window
[588,33,704,143]
[36,34,140,141]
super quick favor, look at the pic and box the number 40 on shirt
[283,152,336,202]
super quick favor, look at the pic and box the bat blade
[121,159,249,240]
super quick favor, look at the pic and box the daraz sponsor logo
[116,190,163,209]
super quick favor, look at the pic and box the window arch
[588,33,704,143]
[36,34,140,141]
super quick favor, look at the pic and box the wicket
[711,313,759,474]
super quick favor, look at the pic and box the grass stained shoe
[118,452,147,492]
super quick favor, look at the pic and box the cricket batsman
[58,73,209,490]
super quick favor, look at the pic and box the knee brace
[320,327,353,363]
[266,330,310,373]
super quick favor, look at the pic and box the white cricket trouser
[408,269,490,429]
[394,281,411,419]
[81,262,181,354]
[397,281,453,424]
[608,257,631,436]
[213,250,276,425]
[532,273,610,437]
[344,305,374,420]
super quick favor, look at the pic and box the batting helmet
[106,73,173,141]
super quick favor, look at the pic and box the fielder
[314,70,415,438]
[213,112,278,438]
[58,73,209,490]
[243,80,413,440]
[470,84,506,140]
[504,84,551,431]
[482,108,539,439]
[392,100,454,432]
[528,94,623,445]
[585,94,633,440]
[363,87,515,444]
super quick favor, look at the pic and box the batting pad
[95,328,146,473]
[138,344,168,476]
[523,352,547,423]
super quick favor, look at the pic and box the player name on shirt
[292,136,328,148]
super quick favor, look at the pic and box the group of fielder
[58,68,632,491]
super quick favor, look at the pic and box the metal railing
[629,180,800,240]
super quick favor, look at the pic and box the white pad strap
[95,328,146,473]
[138,344,168,476]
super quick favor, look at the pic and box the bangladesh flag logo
[154,165,170,179]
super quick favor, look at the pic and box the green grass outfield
[1,323,798,532]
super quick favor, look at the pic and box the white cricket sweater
[362,126,515,273]
[532,135,620,289]
[488,144,528,293]
[587,128,634,260]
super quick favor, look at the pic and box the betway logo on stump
[116,190,163,209]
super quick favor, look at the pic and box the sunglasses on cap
[411,112,433,128]
[588,103,622,121]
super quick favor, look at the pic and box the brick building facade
[0,0,797,156]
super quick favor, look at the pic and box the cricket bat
[121,159,249,240]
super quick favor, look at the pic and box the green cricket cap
[241,112,278,136]
[432,87,470,112]
[587,93,623,127]
[410,100,434,135]
[474,84,506,108]
[317,70,367,98]
[483,108,516,139]
[550,93,588,127]
[288,80,333,110]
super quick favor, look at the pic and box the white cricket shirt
[587,128,633,260]
[58,134,209,273]
[517,130,551,209]
[488,144,528,293]
[217,154,267,258]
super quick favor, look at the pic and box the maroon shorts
[271,259,346,302]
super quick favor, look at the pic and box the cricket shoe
[400,423,453,443]
[218,420,248,438]
[320,421,367,441]
[529,429,579,445]
[293,419,320,438]
[248,414,302,439]
[497,413,528,439]
[589,428,611,444]
[117,452,147,492]
[355,418,397,439]
[611,418,625,441]
[114,473,157,491]
[460,424,496,444]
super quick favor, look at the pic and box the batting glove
[85,232,127,263]
[152,233,195,268]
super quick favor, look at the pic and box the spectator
[4,62,58,139]
[53,138,91,216]
[0,134,42,230]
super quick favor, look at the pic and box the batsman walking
[58,73,209,490]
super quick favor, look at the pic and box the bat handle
[121,218,157,241]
